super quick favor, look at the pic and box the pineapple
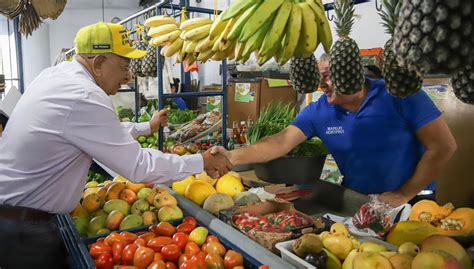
[141,43,157,77]
[392,1,474,75]
[330,0,365,95]
[130,40,147,77]
[451,65,474,105]
[289,54,320,94]
[380,0,423,97]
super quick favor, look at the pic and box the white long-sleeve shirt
[0,61,203,214]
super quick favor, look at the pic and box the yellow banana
[197,49,214,62]
[163,38,183,57]
[209,15,228,39]
[185,40,198,53]
[217,16,240,51]
[177,43,187,63]
[220,0,262,21]
[259,0,293,57]
[147,24,179,37]
[184,53,196,65]
[242,14,276,59]
[239,0,285,42]
[307,0,332,53]
[279,4,302,64]
[180,17,212,31]
[226,2,260,42]
[211,50,227,61]
[195,36,214,52]
[225,43,237,60]
[234,42,246,62]
[298,2,318,56]
[150,30,181,47]
[144,16,177,27]
[183,24,211,41]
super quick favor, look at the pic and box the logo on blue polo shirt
[326,126,344,135]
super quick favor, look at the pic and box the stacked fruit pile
[71,176,183,237]
[88,218,252,269]
[137,134,158,149]
[172,172,251,215]
[233,210,313,233]
[288,222,472,269]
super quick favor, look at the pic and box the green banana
[220,0,262,21]
[227,2,261,42]
[279,4,302,64]
[209,14,227,39]
[239,0,285,42]
[274,37,285,64]
[234,41,246,62]
[307,0,333,53]
[259,0,293,57]
[242,13,276,58]
[216,16,239,51]
[298,2,318,56]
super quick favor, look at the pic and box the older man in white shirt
[0,22,231,268]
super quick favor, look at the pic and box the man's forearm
[398,148,455,199]
[231,135,292,165]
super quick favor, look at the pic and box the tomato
[183,217,197,228]
[97,237,106,244]
[133,246,155,269]
[204,242,226,257]
[121,231,139,243]
[112,241,128,264]
[161,243,181,262]
[156,222,176,236]
[165,261,177,269]
[233,266,244,269]
[176,223,194,234]
[89,242,112,259]
[134,238,146,246]
[223,250,243,269]
[178,253,193,266]
[146,260,166,269]
[147,236,173,252]
[95,252,114,269]
[190,255,206,269]
[172,232,189,251]
[205,253,225,269]
[139,231,157,243]
[105,232,128,246]
[116,266,139,269]
[194,251,207,262]
[154,252,164,262]
[184,241,201,256]
[179,258,205,269]
[122,243,139,265]
[205,235,220,244]
[258,266,270,269]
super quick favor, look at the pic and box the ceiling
[65,0,140,9]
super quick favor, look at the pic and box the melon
[203,193,235,215]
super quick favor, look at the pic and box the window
[0,17,23,97]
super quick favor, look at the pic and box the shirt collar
[72,60,97,85]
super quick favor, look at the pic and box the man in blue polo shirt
[213,54,457,207]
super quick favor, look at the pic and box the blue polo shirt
[292,79,441,194]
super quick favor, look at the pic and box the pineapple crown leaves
[379,0,401,35]
[333,0,356,38]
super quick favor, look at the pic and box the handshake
[201,146,233,179]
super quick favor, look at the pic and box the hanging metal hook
[326,9,335,21]
[163,3,172,16]
[374,0,383,11]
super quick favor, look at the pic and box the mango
[292,233,323,258]
[125,180,146,193]
[85,181,99,188]
[131,199,150,215]
[379,251,397,258]
[88,215,107,237]
[106,182,126,201]
[142,211,157,225]
[146,189,158,205]
[352,252,393,269]
[72,216,89,237]
[106,210,125,230]
[70,204,89,219]
[119,214,143,230]
[323,248,342,269]
[82,187,99,199]
[92,209,108,218]
[359,242,387,253]
[342,249,357,269]
[97,186,108,201]
[322,234,353,260]
[82,193,103,213]
[411,251,463,269]
[398,242,419,257]
[389,254,413,269]
[330,223,350,236]
[420,235,472,269]
[386,221,437,246]
[189,227,208,246]
[137,187,153,200]
[155,187,169,196]
[119,188,137,204]
[96,228,111,235]
[113,175,128,182]
[172,176,195,195]
[157,205,183,222]
[153,193,177,209]
[103,199,130,215]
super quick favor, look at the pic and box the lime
[138,136,147,143]
[151,146,159,149]
[141,143,149,148]
[146,137,156,144]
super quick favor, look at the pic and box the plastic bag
[184,61,199,72]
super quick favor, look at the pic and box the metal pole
[134,79,140,123]
[13,18,24,93]
[156,6,165,151]
[221,60,227,148]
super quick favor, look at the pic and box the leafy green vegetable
[247,102,328,157]
[117,106,134,121]
[169,109,197,124]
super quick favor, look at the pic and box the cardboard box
[360,48,384,69]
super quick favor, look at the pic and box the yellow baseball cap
[74,22,146,59]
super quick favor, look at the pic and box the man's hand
[201,147,233,178]
[209,146,233,165]
[378,191,412,208]
[149,108,169,133]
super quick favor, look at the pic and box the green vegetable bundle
[169,109,197,124]
[247,103,328,157]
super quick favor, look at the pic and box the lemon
[184,180,216,206]
[215,174,244,198]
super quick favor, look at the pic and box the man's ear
[91,55,107,76]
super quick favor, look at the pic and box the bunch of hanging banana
[176,17,214,64]
[218,0,333,65]
[146,15,182,52]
